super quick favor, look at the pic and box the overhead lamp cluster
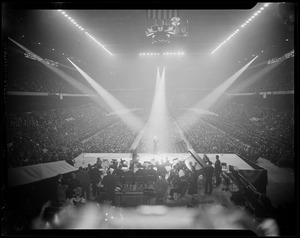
[241,3,269,28]
[139,52,184,56]
[211,29,240,54]
[58,10,85,31]
[211,3,271,55]
[85,32,113,56]
[57,10,113,56]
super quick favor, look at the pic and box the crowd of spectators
[6,103,119,167]
[201,102,294,167]
[6,98,294,169]
[230,58,294,93]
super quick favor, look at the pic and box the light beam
[67,59,145,132]
[177,56,258,129]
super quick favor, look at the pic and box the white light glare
[264,3,269,7]
[58,9,62,12]
[260,7,264,10]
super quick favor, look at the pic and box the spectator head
[71,173,76,179]
[208,161,213,165]
[216,155,219,160]
[73,187,82,197]
[79,166,83,171]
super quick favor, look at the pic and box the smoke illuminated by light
[230,56,288,93]
[8,38,144,134]
[177,56,258,130]
[131,67,171,153]
[8,37,96,95]
[67,59,145,132]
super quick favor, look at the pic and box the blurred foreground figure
[32,201,279,235]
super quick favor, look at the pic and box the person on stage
[153,136,159,154]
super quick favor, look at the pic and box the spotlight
[61,11,66,14]
[68,17,71,19]
[81,28,84,31]
[58,9,62,12]
[257,10,261,13]
[260,7,264,10]
[64,14,68,17]
[147,53,150,55]
[254,13,258,16]
[52,48,55,51]
[263,3,269,7]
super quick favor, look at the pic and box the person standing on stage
[214,155,222,187]
[153,136,159,154]
[203,161,214,195]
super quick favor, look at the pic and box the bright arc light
[264,3,269,7]
[68,17,71,19]
[61,11,66,14]
[64,14,68,17]
[260,7,264,10]
[258,10,261,13]
[254,13,258,16]
[81,28,84,31]
[58,9,62,12]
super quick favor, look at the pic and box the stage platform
[73,153,254,170]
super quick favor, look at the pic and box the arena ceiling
[3,2,295,90]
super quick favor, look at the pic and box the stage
[73,152,254,171]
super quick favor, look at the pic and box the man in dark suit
[102,170,116,206]
[76,166,91,200]
[203,161,214,195]
[214,155,222,187]
[90,166,102,199]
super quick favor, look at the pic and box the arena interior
[2,2,297,236]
